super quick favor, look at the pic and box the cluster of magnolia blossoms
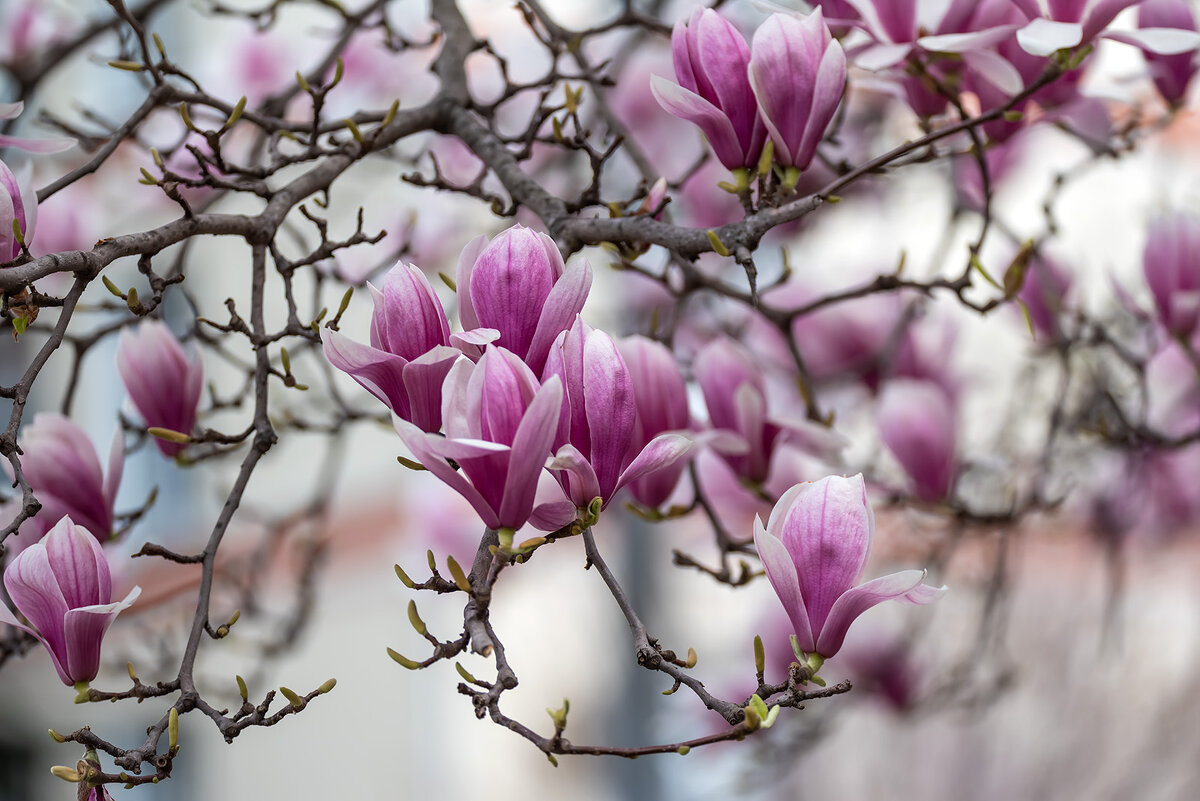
[652,2,1200,182]
[652,7,846,175]
[1,320,202,686]
[325,226,947,664]
[324,224,694,536]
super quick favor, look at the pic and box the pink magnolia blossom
[394,346,563,532]
[1137,0,1200,106]
[0,517,140,686]
[651,9,766,170]
[117,321,205,456]
[877,379,958,503]
[694,337,783,484]
[0,100,75,154]
[748,11,846,170]
[323,262,459,432]
[6,414,122,547]
[0,156,33,262]
[753,474,945,659]
[1016,252,1074,341]
[455,225,591,374]
[543,319,691,510]
[838,0,1024,119]
[619,336,692,508]
[1014,0,1200,57]
[1143,212,1200,338]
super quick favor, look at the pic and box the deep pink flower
[394,346,563,532]
[117,320,204,456]
[694,337,778,483]
[322,262,459,432]
[0,155,34,262]
[1137,0,1200,106]
[753,474,945,659]
[749,11,846,171]
[619,336,692,508]
[877,380,958,503]
[0,517,140,686]
[1143,212,1200,338]
[6,414,122,547]
[651,9,766,170]
[543,319,691,510]
[1016,252,1073,340]
[1013,0,1200,56]
[455,225,591,375]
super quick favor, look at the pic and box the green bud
[147,427,191,444]
[446,555,471,592]
[386,647,421,670]
[48,728,66,743]
[455,662,478,684]
[393,563,416,588]
[407,600,427,636]
[706,230,731,257]
[108,60,145,72]
[754,635,765,676]
[168,707,179,751]
[317,678,337,694]
[236,674,248,700]
[50,766,81,783]
[279,686,304,708]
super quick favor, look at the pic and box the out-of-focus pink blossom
[953,137,1027,213]
[543,319,691,510]
[394,346,563,532]
[1016,252,1074,341]
[0,1,75,63]
[0,517,140,686]
[117,321,204,457]
[619,336,692,508]
[0,101,74,154]
[748,11,846,171]
[455,225,590,374]
[1137,0,1200,106]
[651,9,766,170]
[1143,212,1200,338]
[694,337,782,483]
[754,474,945,659]
[5,414,122,547]
[878,379,958,503]
[1014,0,1200,57]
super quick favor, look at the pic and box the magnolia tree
[2,0,1200,794]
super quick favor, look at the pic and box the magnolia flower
[394,346,563,532]
[0,517,141,686]
[754,475,945,659]
[1143,212,1200,338]
[6,414,122,546]
[878,379,958,503]
[323,262,460,432]
[0,156,35,262]
[748,11,846,171]
[117,320,205,456]
[455,225,591,375]
[1137,0,1200,106]
[619,335,692,508]
[543,319,691,511]
[0,100,75,154]
[1015,252,1073,340]
[1015,0,1200,57]
[651,9,766,170]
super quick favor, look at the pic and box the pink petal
[816,570,944,657]
[651,76,747,169]
[498,377,563,528]
[525,259,592,375]
[62,586,140,684]
[753,513,815,653]
[1017,18,1083,55]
